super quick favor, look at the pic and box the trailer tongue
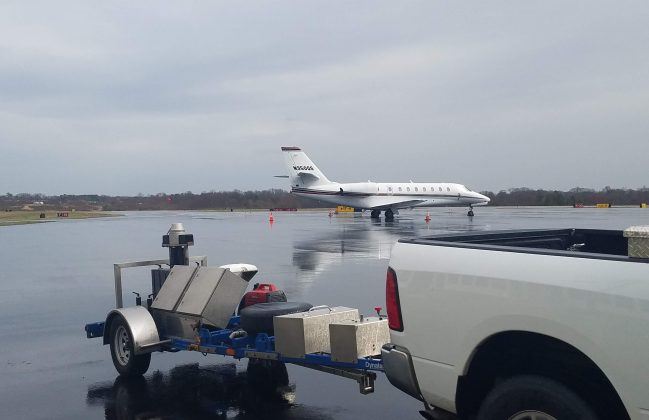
[84,223,387,394]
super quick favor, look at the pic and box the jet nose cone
[475,193,490,205]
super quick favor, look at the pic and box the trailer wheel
[109,317,151,377]
[247,359,289,391]
[109,375,149,418]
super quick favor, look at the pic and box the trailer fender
[103,306,160,355]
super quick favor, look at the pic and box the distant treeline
[2,187,649,211]
[1,190,321,211]
[483,187,649,207]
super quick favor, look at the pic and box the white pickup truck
[381,228,649,420]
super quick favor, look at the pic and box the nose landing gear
[467,205,474,217]
[385,209,395,221]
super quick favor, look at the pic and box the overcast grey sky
[1,1,648,195]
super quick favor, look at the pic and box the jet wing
[369,199,427,210]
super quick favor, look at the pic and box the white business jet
[279,147,490,220]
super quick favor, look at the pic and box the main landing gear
[467,205,474,217]
[370,209,395,221]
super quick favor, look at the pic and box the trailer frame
[85,255,384,394]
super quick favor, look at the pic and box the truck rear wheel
[476,375,598,420]
[109,318,151,377]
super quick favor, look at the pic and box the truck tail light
[386,267,403,331]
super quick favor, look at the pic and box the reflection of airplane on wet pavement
[279,147,490,220]
[291,219,417,287]
[291,215,490,292]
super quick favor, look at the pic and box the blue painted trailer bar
[168,334,384,372]
[85,315,384,374]
[85,321,105,339]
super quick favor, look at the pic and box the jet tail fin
[281,147,332,188]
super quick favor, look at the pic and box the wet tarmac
[2,207,649,419]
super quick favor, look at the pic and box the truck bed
[400,228,647,263]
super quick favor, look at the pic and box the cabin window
[415,187,418,192]
[388,187,393,192]
[446,187,450,192]
[423,187,426,192]
[398,187,402,192]
[407,187,411,192]
[438,187,442,192]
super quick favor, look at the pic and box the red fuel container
[240,283,287,310]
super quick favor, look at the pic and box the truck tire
[476,375,598,420]
[239,302,312,335]
[109,317,151,377]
